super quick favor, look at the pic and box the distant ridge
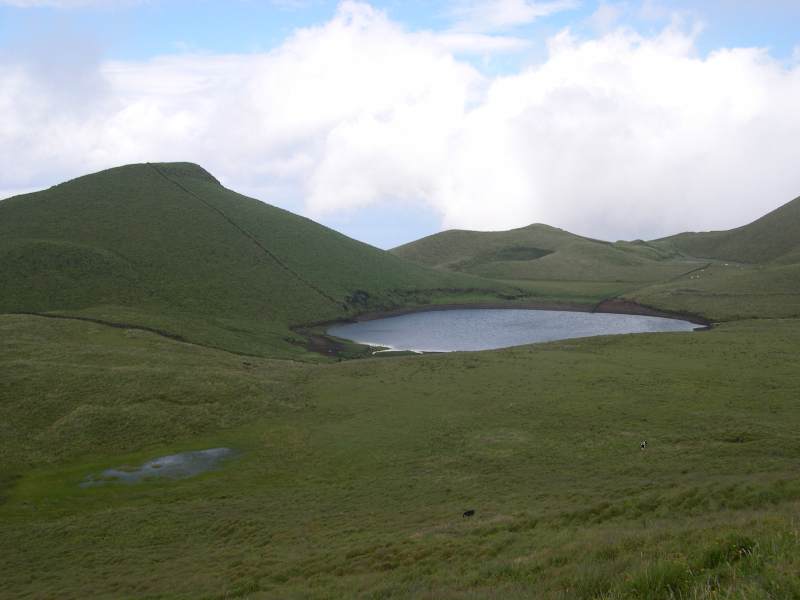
[394,194,800,281]
[392,223,691,283]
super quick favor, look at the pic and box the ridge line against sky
[1,0,799,248]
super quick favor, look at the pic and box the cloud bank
[3,1,800,243]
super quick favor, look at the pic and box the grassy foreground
[3,314,800,599]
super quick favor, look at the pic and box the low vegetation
[3,315,800,598]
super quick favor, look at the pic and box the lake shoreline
[296,299,711,358]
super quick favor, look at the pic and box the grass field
[3,313,800,599]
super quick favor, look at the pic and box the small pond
[327,309,700,353]
[81,447,234,487]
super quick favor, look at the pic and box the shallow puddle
[80,447,234,487]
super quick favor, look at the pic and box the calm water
[327,309,699,353]
[81,447,234,487]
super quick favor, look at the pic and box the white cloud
[636,0,658,19]
[3,1,800,242]
[587,2,625,32]
[450,0,580,32]
[433,26,800,238]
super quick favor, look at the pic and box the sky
[1,1,799,248]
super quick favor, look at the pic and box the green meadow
[2,165,800,598]
[3,313,800,599]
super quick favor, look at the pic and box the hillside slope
[627,261,800,321]
[393,224,695,283]
[658,195,800,264]
[392,224,586,270]
[624,195,800,320]
[0,162,510,357]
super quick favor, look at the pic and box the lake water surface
[327,309,699,353]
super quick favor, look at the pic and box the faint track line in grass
[597,262,713,311]
[148,163,343,309]
[664,262,713,283]
[7,311,264,358]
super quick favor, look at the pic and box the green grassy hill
[392,224,696,284]
[392,224,586,269]
[657,195,800,264]
[0,162,512,358]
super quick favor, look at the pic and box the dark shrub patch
[700,534,757,569]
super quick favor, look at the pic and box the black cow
[463,509,475,518]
